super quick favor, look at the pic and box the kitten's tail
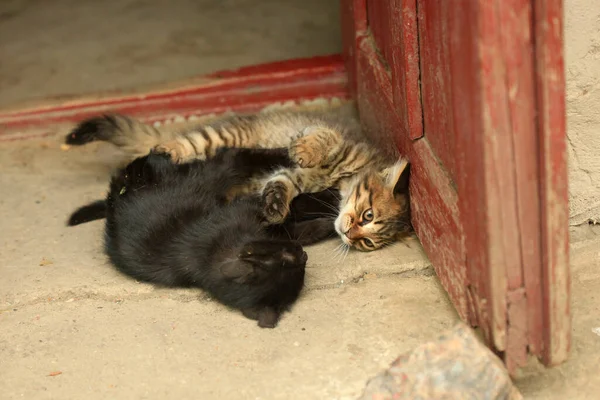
[65,114,172,156]
[67,200,107,226]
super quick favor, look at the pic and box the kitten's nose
[343,215,354,233]
[345,227,362,240]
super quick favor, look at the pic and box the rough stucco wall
[566,1,600,225]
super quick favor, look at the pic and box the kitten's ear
[394,163,411,195]
[382,159,411,195]
[220,261,254,283]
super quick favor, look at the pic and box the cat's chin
[334,215,344,236]
[334,217,352,247]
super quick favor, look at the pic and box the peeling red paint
[0,55,348,134]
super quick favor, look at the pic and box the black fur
[394,164,411,196]
[68,147,338,328]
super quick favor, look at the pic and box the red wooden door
[342,0,570,372]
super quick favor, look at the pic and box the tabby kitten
[66,109,412,251]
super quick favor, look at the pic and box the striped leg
[154,117,259,163]
[154,137,200,163]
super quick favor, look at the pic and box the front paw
[153,140,192,163]
[263,181,290,223]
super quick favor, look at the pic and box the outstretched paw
[262,181,291,223]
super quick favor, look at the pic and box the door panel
[497,0,543,367]
[366,1,393,68]
[341,0,570,372]
[534,0,570,366]
[388,0,423,141]
[416,1,457,179]
[354,0,423,141]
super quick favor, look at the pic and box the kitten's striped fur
[66,109,411,251]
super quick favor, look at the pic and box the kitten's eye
[362,208,374,222]
[362,238,375,248]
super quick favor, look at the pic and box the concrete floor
[1,0,600,399]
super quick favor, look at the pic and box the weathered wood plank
[415,0,457,179]
[445,0,499,349]
[498,0,543,362]
[366,0,393,69]
[533,0,571,366]
[341,0,368,96]
[390,0,423,140]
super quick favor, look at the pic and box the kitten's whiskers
[306,193,340,215]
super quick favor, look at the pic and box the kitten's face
[335,160,411,251]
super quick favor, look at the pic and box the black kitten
[68,147,338,328]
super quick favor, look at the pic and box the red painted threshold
[0,54,349,135]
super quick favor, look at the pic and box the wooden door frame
[342,0,569,371]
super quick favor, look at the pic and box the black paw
[263,182,290,224]
[242,306,281,329]
[238,240,307,270]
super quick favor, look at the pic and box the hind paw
[262,181,290,223]
[242,307,280,329]
[153,140,194,163]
